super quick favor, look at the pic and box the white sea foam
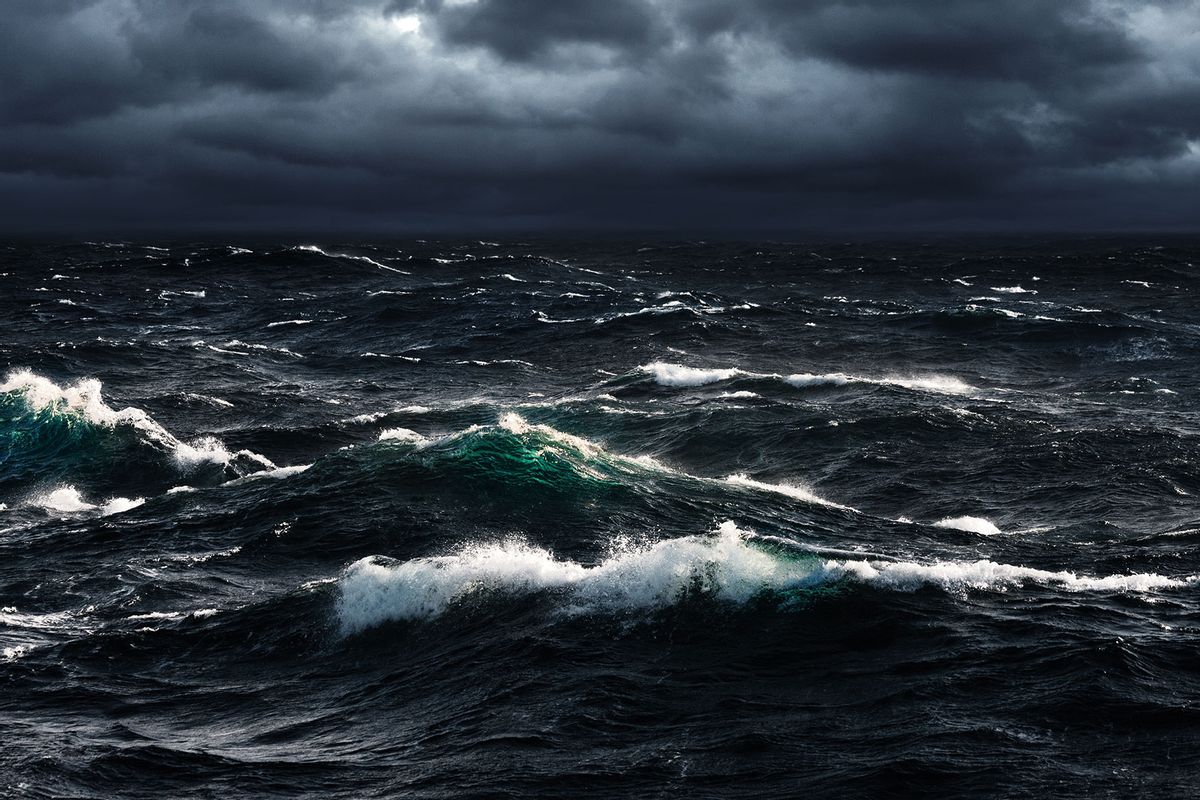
[127,607,219,622]
[100,496,146,515]
[991,286,1036,294]
[337,521,1195,632]
[639,362,974,395]
[823,558,1191,593]
[873,375,975,395]
[785,372,973,395]
[224,464,311,485]
[933,516,1003,536]
[294,244,410,274]
[222,340,302,358]
[337,522,802,632]
[183,393,234,408]
[782,372,852,388]
[361,352,421,361]
[24,485,144,517]
[723,474,857,512]
[30,486,95,513]
[640,362,741,386]
[266,319,313,328]
[378,427,430,444]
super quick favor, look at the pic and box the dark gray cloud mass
[1,0,1198,233]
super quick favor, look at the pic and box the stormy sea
[2,237,1199,798]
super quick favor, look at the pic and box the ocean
[2,237,1199,797]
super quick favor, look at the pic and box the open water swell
[2,237,1200,797]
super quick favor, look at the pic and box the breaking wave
[337,521,1194,632]
[933,516,1004,535]
[0,370,276,492]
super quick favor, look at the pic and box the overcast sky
[2,0,1198,234]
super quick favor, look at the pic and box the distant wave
[639,362,975,395]
[337,521,1194,632]
[292,244,411,275]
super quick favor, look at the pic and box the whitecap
[785,372,974,395]
[24,485,143,517]
[723,474,857,512]
[640,362,740,386]
[638,362,974,396]
[222,464,311,485]
[933,516,1003,536]
[336,521,1194,632]
[100,496,145,516]
[28,486,95,514]
[293,244,410,274]
[378,427,430,444]
[337,522,801,632]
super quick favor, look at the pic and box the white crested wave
[222,464,312,486]
[723,474,857,512]
[337,521,1195,632]
[368,412,854,510]
[337,522,801,632]
[1,369,273,472]
[990,285,1036,294]
[597,301,755,325]
[640,362,974,396]
[785,372,974,395]
[640,362,741,386]
[26,485,144,517]
[378,427,430,445]
[933,516,1003,535]
[293,244,410,274]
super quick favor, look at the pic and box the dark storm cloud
[703,0,1139,81]
[0,0,1197,232]
[391,0,665,62]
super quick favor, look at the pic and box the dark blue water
[3,238,1200,798]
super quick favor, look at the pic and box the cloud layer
[2,0,1198,232]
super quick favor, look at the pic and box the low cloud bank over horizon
[2,0,1199,233]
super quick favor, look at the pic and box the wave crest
[639,362,974,396]
[336,522,1194,633]
[0,370,274,491]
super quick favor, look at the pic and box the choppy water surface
[3,238,1200,797]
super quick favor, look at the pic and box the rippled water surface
[2,238,1200,797]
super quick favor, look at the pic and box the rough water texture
[2,238,1200,798]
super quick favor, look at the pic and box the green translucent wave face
[434,427,627,489]
[0,392,174,496]
[360,422,672,512]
